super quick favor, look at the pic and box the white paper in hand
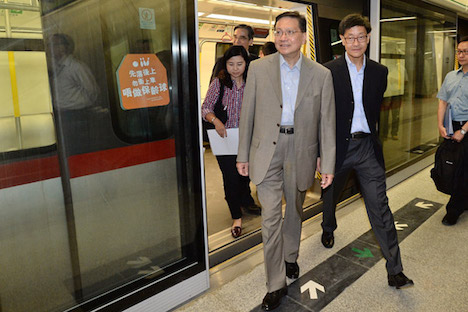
[207,128,239,155]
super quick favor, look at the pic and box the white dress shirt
[279,54,302,126]
[345,53,371,134]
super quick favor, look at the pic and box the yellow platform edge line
[8,51,20,117]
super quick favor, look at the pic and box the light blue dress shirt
[279,54,302,126]
[345,53,371,134]
[437,67,468,121]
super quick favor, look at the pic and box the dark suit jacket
[324,55,388,172]
[210,53,259,82]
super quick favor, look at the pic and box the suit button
[349,119,352,122]
[280,105,283,108]
[273,142,276,145]
[277,123,280,127]
[346,138,349,141]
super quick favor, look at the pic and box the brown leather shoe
[231,226,242,238]
[262,287,287,311]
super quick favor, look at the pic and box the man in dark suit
[210,24,259,82]
[319,13,413,289]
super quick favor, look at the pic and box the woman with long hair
[202,45,260,238]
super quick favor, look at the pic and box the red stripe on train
[0,139,176,189]
[68,139,176,178]
[0,156,61,189]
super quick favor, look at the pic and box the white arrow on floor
[415,201,433,209]
[394,221,408,231]
[127,256,151,268]
[300,280,325,300]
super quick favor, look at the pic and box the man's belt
[280,127,294,134]
[350,132,370,139]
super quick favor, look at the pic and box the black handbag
[202,83,227,142]
[430,139,464,195]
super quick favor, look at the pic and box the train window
[0,3,55,157]
[1,0,205,311]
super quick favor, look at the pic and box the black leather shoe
[442,213,458,226]
[388,272,414,289]
[285,261,299,279]
[321,231,334,248]
[262,287,287,311]
[243,204,261,215]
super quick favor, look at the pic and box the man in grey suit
[237,11,336,311]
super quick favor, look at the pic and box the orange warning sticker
[117,54,170,110]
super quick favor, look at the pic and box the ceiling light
[380,16,417,22]
[205,14,271,25]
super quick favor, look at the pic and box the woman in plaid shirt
[202,46,261,238]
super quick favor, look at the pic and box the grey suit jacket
[237,52,336,191]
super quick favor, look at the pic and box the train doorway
[197,0,324,266]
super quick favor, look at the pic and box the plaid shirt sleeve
[201,78,221,121]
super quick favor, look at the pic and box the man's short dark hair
[338,14,371,35]
[459,36,468,44]
[261,41,277,56]
[234,24,255,40]
[275,11,306,33]
[52,33,75,54]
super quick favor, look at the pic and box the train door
[0,1,206,311]
[197,0,324,265]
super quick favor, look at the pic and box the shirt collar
[345,52,366,72]
[456,67,467,75]
[279,53,302,71]
[58,55,73,67]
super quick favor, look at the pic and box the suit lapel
[295,56,314,109]
[267,53,282,104]
[363,56,371,111]
[337,56,353,103]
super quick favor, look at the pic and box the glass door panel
[0,0,205,311]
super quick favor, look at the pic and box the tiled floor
[176,165,468,312]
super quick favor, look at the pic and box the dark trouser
[216,155,255,219]
[321,136,403,275]
[446,121,468,217]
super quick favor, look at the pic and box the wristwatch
[461,128,467,135]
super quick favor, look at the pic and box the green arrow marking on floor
[352,247,374,258]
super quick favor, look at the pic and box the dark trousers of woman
[216,155,255,219]
[446,121,468,218]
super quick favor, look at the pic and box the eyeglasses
[343,35,368,44]
[273,30,301,37]
[233,35,249,41]
[456,50,468,56]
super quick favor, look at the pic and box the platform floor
[176,165,468,311]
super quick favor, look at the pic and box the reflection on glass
[380,1,456,170]
[0,0,202,311]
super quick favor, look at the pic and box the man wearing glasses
[437,36,468,225]
[237,11,335,310]
[210,24,259,82]
[319,13,414,289]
